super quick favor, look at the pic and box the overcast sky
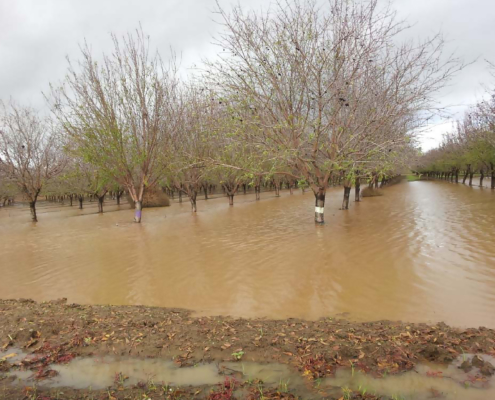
[1,0,494,150]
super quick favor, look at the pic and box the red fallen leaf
[57,353,75,364]
[426,371,443,378]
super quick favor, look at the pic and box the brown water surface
[1,180,495,327]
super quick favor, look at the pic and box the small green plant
[232,350,244,361]
[257,384,265,400]
[147,376,157,391]
[54,390,64,400]
[342,386,352,400]
[27,385,38,400]
[358,384,367,396]
[314,378,322,389]
[114,372,128,387]
[278,378,290,393]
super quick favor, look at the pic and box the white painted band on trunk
[315,207,324,214]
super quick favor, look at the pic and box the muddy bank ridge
[1,299,495,399]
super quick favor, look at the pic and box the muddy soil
[1,299,495,399]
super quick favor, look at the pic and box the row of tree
[416,69,495,187]
[1,0,463,223]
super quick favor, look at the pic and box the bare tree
[0,102,65,222]
[48,28,183,222]
[206,0,463,223]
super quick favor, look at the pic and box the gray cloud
[1,0,493,149]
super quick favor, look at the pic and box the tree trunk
[29,201,37,222]
[190,194,197,212]
[491,163,495,189]
[78,196,84,209]
[134,201,143,223]
[97,195,105,213]
[455,169,459,184]
[342,186,351,210]
[178,191,183,203]
[275,182,280,197]
[203,186,208,200]
[69,195,73,206]
[463,165,470,184]
[116,191,122,205]
[242,184,247,195]
[355,178,361,202]
[314,187,325,224]
[228,194,234,206]
[255,185,260,200]
[480,169,485,187]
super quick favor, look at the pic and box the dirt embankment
[1,299,495,399]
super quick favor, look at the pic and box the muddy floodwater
[1,180,495,328]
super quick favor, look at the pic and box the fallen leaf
[0,353,17,361]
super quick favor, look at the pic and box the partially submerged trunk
[255,185,261,200]
[342,185,351,210]
[190,193,197,212]
[274,181,280,197]
[314,187,326,224]
[29,201,37,222]
[78,195,84,209]
[491,163,495,189]
[480,169,485,187]
[203,185,208,200]
[97,195,105,213]
[134,201,142,223]
[116,190,123,205]
[223,183,239,206]
[355,177,361,202]
[462,165,470,184]
[469,172,474,186]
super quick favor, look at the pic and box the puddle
[4,352,495,399]
[324,354,495,400]
[4,355,296,390]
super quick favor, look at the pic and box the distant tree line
[415,65,495,188]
